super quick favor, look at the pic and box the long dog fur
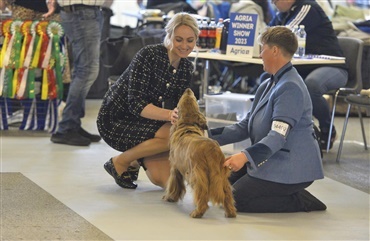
[163,88,237,218]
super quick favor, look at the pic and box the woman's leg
[112,122,171,175]
[304,67,347,131]
[305,67,348,149]
[142,152,171,188]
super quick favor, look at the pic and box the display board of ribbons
[0,19,66,132]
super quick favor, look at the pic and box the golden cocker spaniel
[163,88,236,218]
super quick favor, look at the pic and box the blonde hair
[163,12,200,50]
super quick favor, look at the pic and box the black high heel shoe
[104,158,137,189]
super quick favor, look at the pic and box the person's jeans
[57,7,103,133]
[304,67,348,131]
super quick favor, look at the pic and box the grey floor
[1,99,369,241]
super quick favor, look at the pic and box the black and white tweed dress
[97,44,194,152]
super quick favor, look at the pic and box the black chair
[326,37,364,153]
[336,93,370,162]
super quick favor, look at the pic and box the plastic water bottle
[291,25,299,57]
[196,18,202,48]
[297,25,306,57]
[207,18,217,49]
[199,19,208,49]
[214,18,224,50]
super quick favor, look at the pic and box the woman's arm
[141,103,173,122]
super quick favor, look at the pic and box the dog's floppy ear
[198,113,208,130]
[200,123,209,130]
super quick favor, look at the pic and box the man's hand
[0,0,7,11]
[42,0,56,18]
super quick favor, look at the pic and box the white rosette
[3,20,23,67]
[45,21,65,70]
[47,21,64,38]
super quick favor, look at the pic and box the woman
[229,0,274,29]
[269,0,348,150]
[97,12,200,189]
[208,26,326,213]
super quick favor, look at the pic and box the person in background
[1,0,50,17]
[268,0,348,150]
[137,0,187,8]
[230,0,274,29]
[208,26,326,213]
[97,12,199,189]
[44,0,105,146]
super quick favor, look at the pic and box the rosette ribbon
[16,20,34,99]
[7,20,24,98]
[0,20,14,97]
[47,21,64,100]
[31,21,50,100]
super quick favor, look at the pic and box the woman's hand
[169,107,178,125]
[224,152,248,172]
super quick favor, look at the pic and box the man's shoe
[51,131,91,146]
[78,127,101,142]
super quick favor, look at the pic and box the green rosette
[28,21,39,98]
[10,20,23,69]
[47,21,64,99]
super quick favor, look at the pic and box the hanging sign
[226,12,260,58]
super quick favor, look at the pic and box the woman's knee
[143,154,170,188]
[146,171,168,188]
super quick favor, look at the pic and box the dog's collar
[183,123,208,130]
[179,128,203,138]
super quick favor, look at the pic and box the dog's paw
[190,210,204,218]
[225,212,237,218]
[162,195,176,202]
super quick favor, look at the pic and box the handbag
[103,30,165,76]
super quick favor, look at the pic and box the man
[44,0,105,146]
[268,0,348,150]
[136,0,196,14]
[137,0,186,8]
